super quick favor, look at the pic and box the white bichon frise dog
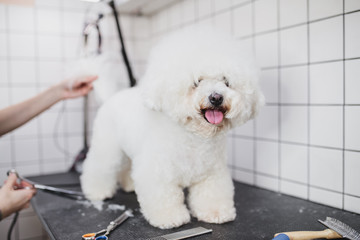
[81,29,264,229]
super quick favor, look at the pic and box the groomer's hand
[0,173,36,219]
[57,75,98,100]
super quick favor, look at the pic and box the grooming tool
[319,217,360,240]
[82,210,133,240]
[7,169,85,200]
[146,227,213,240]
[273,217,360,240]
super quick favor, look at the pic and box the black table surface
[28,172,360,240]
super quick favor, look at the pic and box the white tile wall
[255,105,279,140]
[280,106,308,144]
[36,8,61,34]
[345,59,360,104]
[8,5,35,32]
[280,180,308,199]
[233,168,254,185]
[233,4,252,38]
[310,106,343,148]
[279,0,307,28]
[258,69,278,103]
[345,106,360,150]
[345,0,360,12]
[310,61,343,104]
[234,138,254,171]
[280,66,308,103]
[309,17,343,62]
[344,151,360,197]
[9,33,36,58]
[254,0,277,33]
[255,32,278,68]
[10,60,36,84]
[280,143,308,183]
[309,187,343,209]
[309,0,343,21]
[309,147,343,192]
[256,141,279,177]
[148,0,360,215]
[345,11,360,59]
[280,25,308,65]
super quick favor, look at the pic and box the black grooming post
[109,0,136,87]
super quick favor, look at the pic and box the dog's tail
[65,52,129,104]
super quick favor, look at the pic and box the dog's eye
[193,77,203,88]
[223,77,230,87]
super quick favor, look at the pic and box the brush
[273,217,360,240]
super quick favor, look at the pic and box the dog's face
[141,30,264,138]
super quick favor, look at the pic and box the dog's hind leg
[117,156,134,192]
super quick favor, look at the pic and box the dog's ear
[239,82,265,124]
[142,86,163,111]
[140,69,165,111]
[249,88,265,119]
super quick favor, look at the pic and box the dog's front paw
[84,188,115,201]
[193,206,236,224]
[146,205,191,229]
[81,177,116,201]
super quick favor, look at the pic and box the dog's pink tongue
[205,110,224,124]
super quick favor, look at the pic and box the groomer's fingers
[4,173,17,189]
[19,180,34,189]
[71,75,97,89]
[21,201,30,210]
[69,83,94,98]
[14,189,35,209]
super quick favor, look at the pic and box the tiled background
[0,0,360,239]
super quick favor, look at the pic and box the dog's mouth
[201,107,227,125]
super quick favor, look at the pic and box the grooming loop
[81,210,133,240]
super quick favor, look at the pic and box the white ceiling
[115,0,178,16]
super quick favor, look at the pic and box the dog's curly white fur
[80,29,264,229]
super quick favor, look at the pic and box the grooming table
[28,172,360,240]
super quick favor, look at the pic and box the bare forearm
[0,75,96,136]
[0,85,63,136]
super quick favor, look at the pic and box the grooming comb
[146,227,212,240]
[273,217,360,240]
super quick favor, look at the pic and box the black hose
[7,212,19,240]
[108,0,136,87]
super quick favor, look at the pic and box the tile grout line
[34,3,44,175]
[232,134,360,153]
[306,0,311,201]
[251,0,257,186]
[277,0,282,193]
[342,0,346,210]
[230,165,360,199]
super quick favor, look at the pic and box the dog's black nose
[209,92,223,106]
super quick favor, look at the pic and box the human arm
[0,173,36,220]
[0,75,97,136]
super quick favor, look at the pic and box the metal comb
[147,227,212,240]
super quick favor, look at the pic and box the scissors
[7,169,85,200]
[82,210,133,240]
